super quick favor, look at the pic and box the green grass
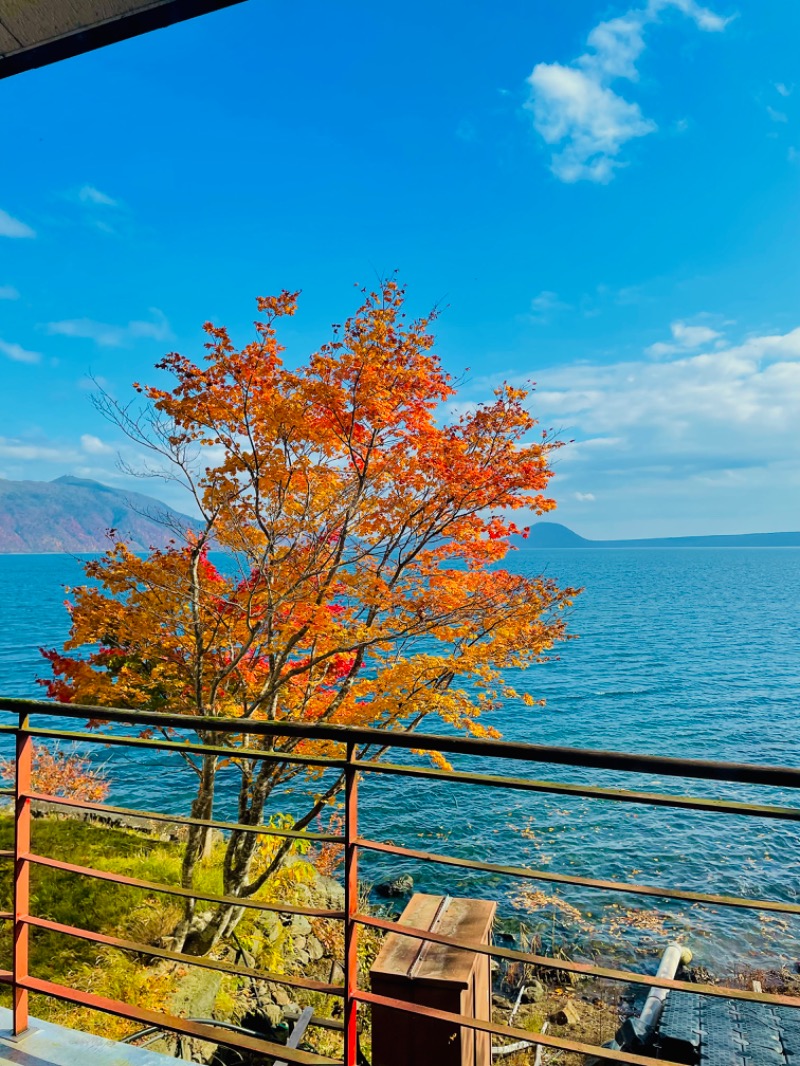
[0,812,338,1045]
[0,813,189,1038]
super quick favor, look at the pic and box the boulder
[550,1000,581,1027]
[521,981,546,1004]
[375,874,414,898]
[307,936,325,962]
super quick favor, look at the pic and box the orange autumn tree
[42,281,576,954]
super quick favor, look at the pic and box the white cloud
[0,209,35,239]
[0,339,41,365]
[526,0,729,182]
[527,63,654,183]
[0,438,78,462]
[0,285,19,300]
[46,309,173,348]
[530,290,572,321]
[80,433,114,455]
[646,318,722,356]
[767,105,789,124]
[574,491,596,502]
[78,185,118,207]
[775,82,793,97]
[528,327,800,471]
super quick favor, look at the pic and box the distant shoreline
[518,523,800,550]
[518,542,800,550]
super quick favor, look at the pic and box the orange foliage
[0,743,109,803]
[36,280,579,945]
[41,281,575,749]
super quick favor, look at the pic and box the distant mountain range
[0,476,198,553]
[524,522,800,549]
[1,478,797,553]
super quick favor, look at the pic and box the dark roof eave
[0,0,246,80]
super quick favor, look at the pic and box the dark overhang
[0,0,247,80]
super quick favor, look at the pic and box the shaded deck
[660,991,800,1065]
[0,1007,180,1065]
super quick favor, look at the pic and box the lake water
[1,548,799,972]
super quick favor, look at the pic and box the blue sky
[1,0,799,538]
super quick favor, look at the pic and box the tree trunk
[178,767,346,957]
[179,763,277,955]
[172,753,217,952]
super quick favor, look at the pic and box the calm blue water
[1,549,799,971]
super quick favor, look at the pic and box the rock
[551,967,582,987]
[259,912,283,944]
[687,965,714,985]
[521,981,546,1004]
[291,915,313,937]
[550,1000,581,1027]
[262,1003,284,1028]
[315,874,345,909]
[376,874,414,898]
[270,983,293,1007]
[492,994,514,1011]
[293,948,310,966]
[307,936,324,962]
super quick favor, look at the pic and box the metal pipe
[595,943,693,1062]
[12,710,31,1035]
[635,944,693,1041]
[343,742,360,1066]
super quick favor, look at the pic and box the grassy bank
[0,813,192,1039]
[0,812,345,1049]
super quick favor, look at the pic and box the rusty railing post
[344,741,359,1066]
[13,711,31,1034]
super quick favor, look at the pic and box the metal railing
[0,695,799,1065]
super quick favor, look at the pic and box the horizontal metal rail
[16,723,800,820]
[357,988,684,1066]
[358,836,800,915]
[20,974,339,1065]
[349,758,800,819]
[355,913,800,1008]
[3,694,800,1066]
[3,696,800,787]
[25,914,342,996]
[26,790,344,844]
[22,724,348,774]
[26,852,345,919]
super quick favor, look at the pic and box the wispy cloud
[0,339,42,365]
[46,309,173,348]
[0,285,20,300]
[0,438,79,462]
[0,209,35,239]
[767,105,789,124]
[775,82,793,98]
[526,0,730,183]
[464,318,800,535]
[531,325,800,474]
[80,433,114,455]
[646,319,722,357]
[78,185,118,207]
[530,290,572,322]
